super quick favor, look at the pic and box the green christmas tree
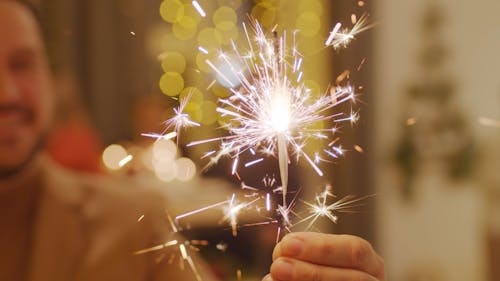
[395,2,476,200]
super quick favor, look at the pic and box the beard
[0,131,47,180]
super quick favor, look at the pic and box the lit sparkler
[187,20,363,207]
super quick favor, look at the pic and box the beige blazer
[27,160,218,281]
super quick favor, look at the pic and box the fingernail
[271,258,293,280]
[282,236,303,257]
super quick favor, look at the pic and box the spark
[137,214,145,222]
[222,194,260,236]
[192,1,206,18]
[145,92,200,144]
[118,154,133,167]
[293,187,373,231]
[354,145,364,153]
[141,132,178,140]
[198,46,209,54]
[188,20,361,206]
[326,14,373,49]
[134,213,206,281]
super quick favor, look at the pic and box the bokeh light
[175,157,197,181]
[197,27,222,50]
[102,144,128,170]
[296,12,321,37]
[172,16,198,40]
[159,72,185,96]
[180,87,204,111]
[159,0,185,23]
[213,6,237,25]
[161,52,187,73]
[251,3,276,29]
[152,138,178,161]
[298,0,323,16]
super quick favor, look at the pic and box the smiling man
[0,1,385,281]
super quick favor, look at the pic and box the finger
[262,274,274,281]
[273,232,384,278]
[270,257,379,281]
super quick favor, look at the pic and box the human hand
[262,232,386,281]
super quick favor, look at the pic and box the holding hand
[263,232,386,281]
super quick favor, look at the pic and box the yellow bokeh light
[161,52,186,73]
[200,101,218,125]
[216,0,242,9]
[296,12,321,37]
[180,87,204,111]
[185,106,203,123]
[183,3,202,24]
[215,21,239,45]
[175,157,197,181]
[197,27,222,50]
[159,72,185,96]
[213,6,237,25]
[299,0,323,16]
[102,144,128,171]
[173,16,198,40]
[159,0,184,23]
[251,4,276,29]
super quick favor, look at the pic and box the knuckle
[349,238,372,267]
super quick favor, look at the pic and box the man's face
[0,1,53,177]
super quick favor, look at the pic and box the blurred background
[34,0,499,280]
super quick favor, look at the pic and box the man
[0,0,385,280]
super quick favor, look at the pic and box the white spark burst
[187,20,362,206]
[144,93,200,143]
[294,187,373,231]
